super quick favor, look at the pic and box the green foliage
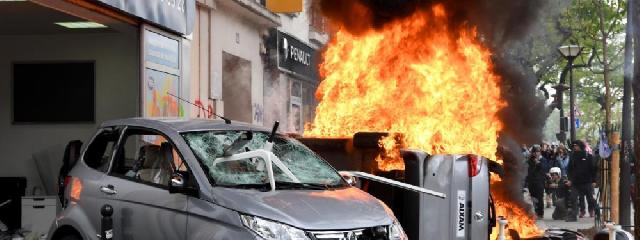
[560,0,626,140]
[491,0,627,142]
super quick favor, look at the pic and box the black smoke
[496,136,533,214]
[319,0,548,45]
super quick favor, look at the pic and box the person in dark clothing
[568,140,597,218]
[541,143,555,170]
[546,167,563,204]
[546,167,577,220]
[543,153,560,208]
[527,146,547,218]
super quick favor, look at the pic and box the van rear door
[468,155,490,240]
[401,151,489,240]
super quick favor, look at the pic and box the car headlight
[240,214,310,240]
[389,221,408,240]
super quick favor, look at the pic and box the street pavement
[530,190,636,238]
[523,190,598,232]
[535,205,596,231]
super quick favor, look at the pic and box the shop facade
[263,0,328,133]
[264,29,320,133]
[189,0,327,133]
[189,0,279,126]
[0,0,195,196]
[0,0,328,198]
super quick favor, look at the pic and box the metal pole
[606,222,618,240]
[558,84,566,143]
[498,217,507,240]
[569,57,576,142]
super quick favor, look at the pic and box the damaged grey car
[48,118,412,240]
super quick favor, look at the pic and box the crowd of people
[523,140,598,222]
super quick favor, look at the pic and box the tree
[563,0,626,141]
[510,1,626,144]
[560,0,627,223]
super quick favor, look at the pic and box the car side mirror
[168,171,198,196]
[339,171,358,186]
[170,172,184,188]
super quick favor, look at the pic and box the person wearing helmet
[546,167,563,203]
[546,167,576,221]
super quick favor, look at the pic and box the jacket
[568,151,596,185]
[527,156,548,187]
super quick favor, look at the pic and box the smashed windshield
[182,131,345,188]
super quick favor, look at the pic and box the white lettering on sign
[456,190,466,238]
[282,37,311,66]
[289,46,311,66]
[158,0,185,13]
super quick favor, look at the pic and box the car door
[102,127,190,240]
[73,127,122,239]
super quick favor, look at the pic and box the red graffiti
[207,104,214,118]
[195,99,215,119]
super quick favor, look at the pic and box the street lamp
[558,44,583,143]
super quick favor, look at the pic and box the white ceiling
[0,1,116,35]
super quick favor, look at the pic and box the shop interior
[0,1,140,238]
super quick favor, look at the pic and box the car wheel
[59,234,82,240]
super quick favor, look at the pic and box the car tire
[59,234,82,240]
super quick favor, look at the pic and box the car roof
[100,117,272,133]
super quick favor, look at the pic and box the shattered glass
[182,131,343,187]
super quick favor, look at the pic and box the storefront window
[290,79,302,132]
[288,79,317,133]
[302,82,317,128]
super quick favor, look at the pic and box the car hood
[212,186,394,230]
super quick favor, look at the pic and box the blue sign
[145,30,180,71]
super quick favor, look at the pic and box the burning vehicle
[301,1,552,239]
[297,134,585,240]
[298,133,498,240]
[50,118,452,240]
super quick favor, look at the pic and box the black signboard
[97,0,195,35]
[277,31,318,81]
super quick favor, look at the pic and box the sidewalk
[535,206,596,231]
[523,190,598,235]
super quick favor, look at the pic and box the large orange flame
[305,7,503,161]
[304,5,542,239]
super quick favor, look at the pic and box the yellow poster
[266,0,302,13]
[145,69,183,117]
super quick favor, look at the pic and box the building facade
[0,0,327,196]
[0,0,195,194]
[190,0,328,133]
